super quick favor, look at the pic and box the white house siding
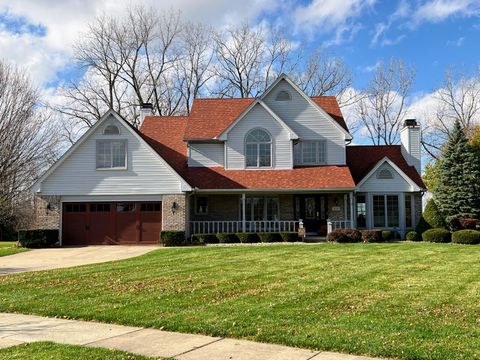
[188,143,224,167]
[400,126,421,173]
[226,103,292,169]
[357,162,414,193]
[263,80,346,165]
[40,114,184,195]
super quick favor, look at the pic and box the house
[31,74,425,245]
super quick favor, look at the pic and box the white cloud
[293,0,376,37]
[371,0,409,46]
[446,36,465,46]
[412,0,480,25]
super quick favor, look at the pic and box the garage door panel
[116,202,139,243]
[62,203,88,245]
[89,203,115,244]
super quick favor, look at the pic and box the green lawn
[0,243,479,360]
[0,341,155,360]
[0,242,26,257]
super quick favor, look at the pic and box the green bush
[326,228,362,243]
[406,231,419,241]
[452,230,480,245]
[381,230,392,241]
[416,199,446,235]
[236,233,260,243]
[191,233,217,244]
[160,231,186,246]
[258,232,282,243]
[279,232,299,242]
[422,228,451,243]
[216,233,240,244]
[18,229,59,248]
[361,230,382,243]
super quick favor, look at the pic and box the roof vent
[404,119,418,127]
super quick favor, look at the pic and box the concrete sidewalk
[0,313,383,360]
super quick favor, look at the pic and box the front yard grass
[0,243,479,360]
[0,341,155,359]
[0,242,27,257]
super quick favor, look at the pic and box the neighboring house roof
[346,145,425,189]
[183,96,349,140]
[141,116,355,190]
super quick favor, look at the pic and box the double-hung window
[294,141,326,165]
[373,194,399,228]
[245,128,272,168]
[96,140,127,169]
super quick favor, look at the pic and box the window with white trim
[294,141,326,165]
[245,197,279,221]
[245,128,272,167]
[373,194,399,228]
[103,124,120,135]
[96,140,127,169]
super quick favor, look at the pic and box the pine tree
[435,120,480,223]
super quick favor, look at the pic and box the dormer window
[275,90,291,101]
[377,168,393,179]
[103,124,120,135]
[245,128,272,168]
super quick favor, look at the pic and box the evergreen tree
[435,120,480,223]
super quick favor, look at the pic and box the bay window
[373,194,399,228]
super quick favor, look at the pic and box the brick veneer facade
[33,195,60,229]
[162,194,187,232]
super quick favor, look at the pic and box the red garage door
[62,202,162,245]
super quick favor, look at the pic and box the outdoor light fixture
[171,201,178,214]
[45,202,52,215]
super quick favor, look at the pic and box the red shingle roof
[141,116,355,190]
[346,145,425,189]
[184,96,349,140]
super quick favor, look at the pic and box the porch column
[343,194,348,225]
[241,193,246,232]
[349,192,355,228]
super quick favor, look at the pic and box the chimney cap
[141,102,153,109]
[404,119,418,127]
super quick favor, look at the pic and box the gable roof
[31,110,192,193]
[183,94,349,141]
[346,145,425,189]
[141,116,355,190]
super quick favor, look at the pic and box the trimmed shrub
[422,228,451,243]
[381,230,392,241]
[458,217,478,230]
[236,232,260,243]
[160,231,186,246]
[326,228,362,243]
[216,233,240,244]
[18,229,59,248]
[406,231,419,241]
[361,230,382,243]
[279,232,299,242]
[191,233,217,245]
[258,232,282,243]
[452,229,480,245]
[416,199,446,235]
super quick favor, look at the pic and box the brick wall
[279,194,294,220]
[414,193,423,228]
[327,194,350,221]
[162,194,187,231]
[33,195,60,229]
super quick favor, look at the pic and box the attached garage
[62,202,162,245]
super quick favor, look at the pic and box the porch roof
[140,116,356,190]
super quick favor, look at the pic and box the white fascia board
[260,73,353,141]
[355,156,423,192]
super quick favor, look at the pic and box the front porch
[188,193,354,236]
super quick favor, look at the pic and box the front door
[295,195,327,235]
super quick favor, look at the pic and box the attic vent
[275,90,291,101]
[377,169,393,179]
[104,124,120,135]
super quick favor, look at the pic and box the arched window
[245,128,272,167]
[377,168,393,179]
[103,124,120,135]
[275,90,291,101]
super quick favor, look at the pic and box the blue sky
[0,0,479,116]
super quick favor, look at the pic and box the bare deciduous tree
[355,58,415,145]
[422,69,480,159]
[0,62,59,231]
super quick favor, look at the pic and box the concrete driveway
[0,246,159,275]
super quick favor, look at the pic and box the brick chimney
[400,119,421,173]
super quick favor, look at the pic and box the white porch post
[343,194,348,226]
[349,192,354,228]
[242,193,246,232]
